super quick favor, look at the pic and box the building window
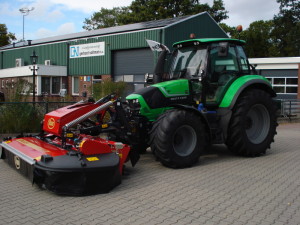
[12,80,14,88]
[266,77,298,94]
[1,80,4,88]
[52,77,61,94]
[41,77,61,95]
[83,76,91,82]
[41,77,51,95]
[72,76,79,95]
[21,77,32,94]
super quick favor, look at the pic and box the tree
[271,0,300,56]
[83,7,129,30]
[220,0,300,57]
[244,20,278,58]
[0,24,16,47]
[220,21,278,58]
[207,0,228,23]
[277,0,300,21]
[83,0,228,30]
[219,23,240,38]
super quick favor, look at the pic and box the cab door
[205,43,240,107]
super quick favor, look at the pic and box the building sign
[70,42,105,58]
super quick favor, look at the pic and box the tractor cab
[154,38,252,108]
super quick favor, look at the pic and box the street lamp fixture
[30,50,38,103]
[19,7,34,41]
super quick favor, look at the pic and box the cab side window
[236,46,250,74]
[210,45,239,82]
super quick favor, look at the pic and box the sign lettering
[70,42,105,58]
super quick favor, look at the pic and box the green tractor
[125,38,278,168]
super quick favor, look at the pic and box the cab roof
[173,38,246,47]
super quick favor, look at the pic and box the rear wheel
[150,109,206,168]
[226,89,278,156]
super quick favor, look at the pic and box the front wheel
[226,89,278,157]
[150,109,206,168]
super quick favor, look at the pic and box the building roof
[1,14,195,50]
[173,38,245,47]
[249,57,300,70]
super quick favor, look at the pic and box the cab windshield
[168,45,207,80]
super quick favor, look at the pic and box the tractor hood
[126,79,192,121]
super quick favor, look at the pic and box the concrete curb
[278,116,300,123]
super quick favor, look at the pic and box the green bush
[0,103,42,133]
[92,80,127,100]
[0,79,43,134]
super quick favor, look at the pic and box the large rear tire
[150,109,206,168]
[226,89,278,157]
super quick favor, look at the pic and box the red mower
[0,95,141,195]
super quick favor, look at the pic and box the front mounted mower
[0,95,142,195]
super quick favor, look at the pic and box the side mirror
[218,42,229,57]
[145,73,154,84]
[250,64,258,75]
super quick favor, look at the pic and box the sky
[0,0,281,41]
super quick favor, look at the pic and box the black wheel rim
[173,125,197,156]
[246,104,270,144]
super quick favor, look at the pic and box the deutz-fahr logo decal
[14,156,21,170]
[47,118,55,129]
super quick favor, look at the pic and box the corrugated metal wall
[1,42,67,69]
[68,29,160,75]
[164,12,228,49]
[0,29,160,76]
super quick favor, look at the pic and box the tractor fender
[171,104,212,145]
[218,76,276,141]
[219,76,276,110]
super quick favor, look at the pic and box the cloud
[35,22,76,38]
[224,0,279,27]
[202,0,280,28]
[26,0,65,22]
[49,0,133,13]
[0,0,65,23]
[0,2,23,16]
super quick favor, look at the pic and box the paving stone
[0,123,299,225]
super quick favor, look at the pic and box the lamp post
[30,50,38,103]
[19,7,34,41]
